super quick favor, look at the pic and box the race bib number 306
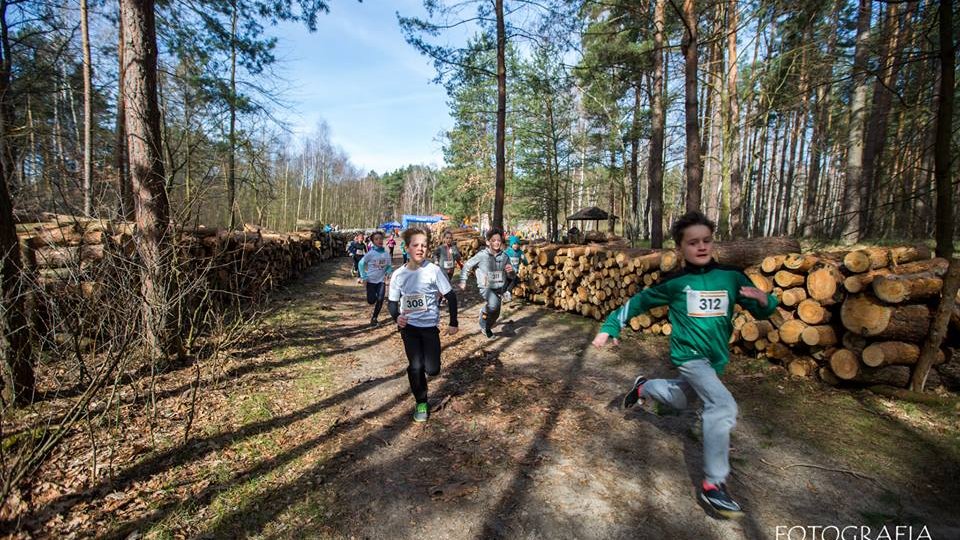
[442,260,454,269]
[686,290,729,317]
[401,294,427,314]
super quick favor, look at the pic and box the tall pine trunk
[933,0,954,257]
[121,0,178,360]
[0,0,34,404]
[681,0,703,212]
[648,0,666,247]
[492,0,506,230]
[116,2,132,220]
[841,0,872,241]
[80,0,93,216]
[227,2,238,229]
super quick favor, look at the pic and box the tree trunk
[227,3,238,229]
[116,2,133,220]
[648,0,665,247]
[629,84,640,243]
[841,0,872,242]
[121,0,177,360]
[860,2,910,238]
[81,0,93,216]
[681,0,702,212]
[493,0,506,230]
[722,0,740,238]
[933,0,955,258]
[705,5,723,224]
[0,0,34,402]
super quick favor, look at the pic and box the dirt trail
[15,257,960,539]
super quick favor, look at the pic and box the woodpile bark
[15,214,348,353]
[502,236,956,392]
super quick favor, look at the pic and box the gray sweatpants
[478,288,503,330]
[641,358,738,485]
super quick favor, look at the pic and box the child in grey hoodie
[459,228,516,339]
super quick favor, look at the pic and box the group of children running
[349,211,776,518]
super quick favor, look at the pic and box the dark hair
[670,211,715,245]
[402,227,430,246]
[485,227,504,241]
[370,231,384,240]
[442,230,453,238]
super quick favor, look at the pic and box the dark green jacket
[600,261,777,374]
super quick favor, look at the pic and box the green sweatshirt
[600,261,778,374]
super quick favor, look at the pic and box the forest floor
[5,256,960,539]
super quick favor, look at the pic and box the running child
[347,233,367,280]
[387,227,459,422]
[358,231,393,327]
[459,228,516,339]
[591,211,777,519]
[433,230,463,282]
[502,235,528,303]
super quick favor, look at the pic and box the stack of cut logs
[15,214,348,350]
[495,235,956,390]
[731,246,958,388]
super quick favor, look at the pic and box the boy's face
[444,234,452,245]
[511,242,519,250]
[678,224,714,266]
[488,234,503,252]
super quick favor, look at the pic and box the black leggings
[366,281,385,320]
[352,255,363,273]
[400,325,441,404]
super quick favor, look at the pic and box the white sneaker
[503,291,512,303]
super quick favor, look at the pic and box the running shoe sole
[699,491,744,519]
[621,375,647,409]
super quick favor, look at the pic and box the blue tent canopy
[401,214,444,229]
[379,221,402,231]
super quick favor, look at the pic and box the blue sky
[272,0,453,175]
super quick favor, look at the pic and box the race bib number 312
[686,290,729,317]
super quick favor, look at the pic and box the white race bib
[486,271,505,288]
[442,260,454,269]
[509,256,520,267]
[686,290,729,318]
[401,293,427,314]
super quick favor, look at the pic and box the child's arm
[459,252,482,289]
[593,283,672,347]
[736,273,778,319]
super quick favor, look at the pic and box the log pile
[729,245,955,389]
[465,231,954,392]
[15,214,348,351]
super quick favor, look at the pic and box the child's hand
[459,282,466,290]
[505,263,515,273]
[445,326,459,336]
[592,332,619,348]
[739,286,768,307]
[397,315,409,328]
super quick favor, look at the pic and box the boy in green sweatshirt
[592,211,777,519]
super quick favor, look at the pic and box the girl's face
[372,234,384,247]
[407,234,428,264]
